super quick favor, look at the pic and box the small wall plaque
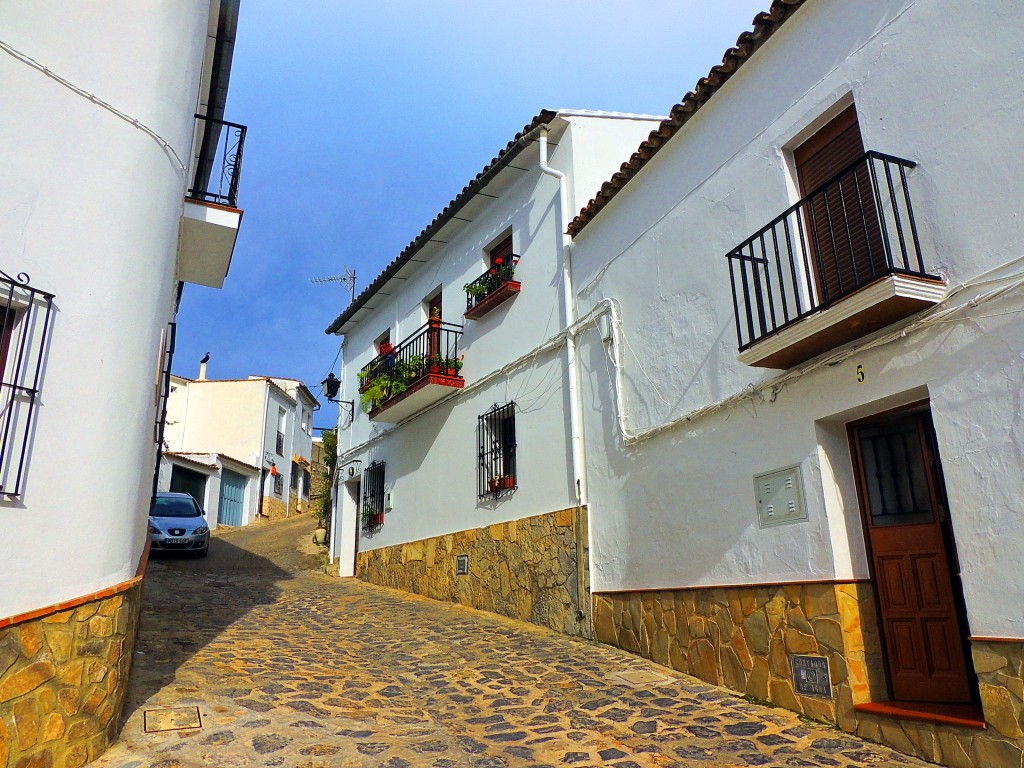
[791,655,832,698]
[456,554,469,575]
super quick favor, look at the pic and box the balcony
[358,320,464,423]
[464,257,521,320]
[726,151,945,369]
[177,114,247,289]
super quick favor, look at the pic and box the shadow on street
[124,517,316,719]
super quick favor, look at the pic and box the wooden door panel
[877,556,911,610]
[851,409,975,704]
[912,554,945,609]
[889,620,922,676]
[923,619,956,673]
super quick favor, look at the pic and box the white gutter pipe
[538,126,588,506]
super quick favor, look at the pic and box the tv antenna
[311,267,357,305]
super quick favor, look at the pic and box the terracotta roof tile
[567,0,807,237]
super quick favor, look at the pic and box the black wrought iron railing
[275,431,285,455]
[0,270,55,497]
[362,460,386,533]
[465,257,519,312]
[478,402,517,499]
[188,114,247,208]
[357,321,464,412]
[726,151,934,352]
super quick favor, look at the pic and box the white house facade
[326,110,663,636]
[161,369,318,527]
[566,0,1024,765]
[0,2,245,765]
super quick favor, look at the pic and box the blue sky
[173,0,769,422]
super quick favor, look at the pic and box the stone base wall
[262,496,288,521]
[0,582,143,768]
[357,507,591,638]
[287,493,308,518]
[594,582,1024,767]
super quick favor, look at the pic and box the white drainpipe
[538,126,588,507]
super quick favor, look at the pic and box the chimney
[198,352,210,381]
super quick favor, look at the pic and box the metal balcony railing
[464,257,519,312]
[358,320,464,412]
[726,151,935,352]
[188,114,247,208]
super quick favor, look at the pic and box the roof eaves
[323,109,560,336]
[567,0,807,237]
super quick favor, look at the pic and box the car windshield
[152,496,201,518]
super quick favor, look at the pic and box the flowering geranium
[494,257,504,265]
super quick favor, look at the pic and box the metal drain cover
[144,706,203,732]
[606,669,677,687]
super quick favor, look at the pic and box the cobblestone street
[93,516,928,768]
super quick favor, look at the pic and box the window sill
[854,701,986,730]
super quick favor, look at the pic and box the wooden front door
[850,409,975,703]
[427,293,442,361]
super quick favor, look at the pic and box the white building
[565,0,1024,765]
[326,110,664,634]
[161,367,318,527]
[0,2,245,764]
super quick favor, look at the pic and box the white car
[149,492,210,556]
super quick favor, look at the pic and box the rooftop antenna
[311,266,357,305]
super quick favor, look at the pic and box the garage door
[218,469,247,527]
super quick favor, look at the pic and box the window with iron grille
[273,473,284,496]
[478,402,516,498]
[290,460,299,491]
[302,468,311,498]
[0,271,55,497]
[362,460,386,532]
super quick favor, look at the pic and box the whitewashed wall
[335,115,662,556]
[0,1,212,617]
[571,0,1024,637]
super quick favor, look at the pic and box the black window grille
[0,270,55,497]
[276,430,285,455]
[302,469,311,498]
[290,460,299,491]
[478,402,517,499]
[273,473,284,496]
[362,460,386,533]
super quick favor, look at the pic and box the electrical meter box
[754,465,807,528]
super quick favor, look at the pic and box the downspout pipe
[538,126,588,507]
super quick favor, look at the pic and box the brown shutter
[795,105,885,303]
[490,234,513,267]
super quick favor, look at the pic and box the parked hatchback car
[149,492,210,556]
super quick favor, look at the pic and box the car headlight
[148,524,160,534]
[193,526,209,535]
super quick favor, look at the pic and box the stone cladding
[357,507,591,638]
[261,495,288,521]
[593,581,1024,767]
[0,583,142,768]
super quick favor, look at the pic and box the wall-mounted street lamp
[321,372,355,429]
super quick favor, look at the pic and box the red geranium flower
[490,268,496,274]
[494,257,503,265]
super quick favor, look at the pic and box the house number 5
[856,364,865,383]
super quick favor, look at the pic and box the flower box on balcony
[464,258,521,320]
[358,321,465,423]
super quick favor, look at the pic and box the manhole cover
[606,669,677,687]
[144,706,203,732]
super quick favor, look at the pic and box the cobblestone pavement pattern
[93,516,929,768]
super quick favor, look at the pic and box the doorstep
[854,701,986,729]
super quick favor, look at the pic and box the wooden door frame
[846,399,978,703]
